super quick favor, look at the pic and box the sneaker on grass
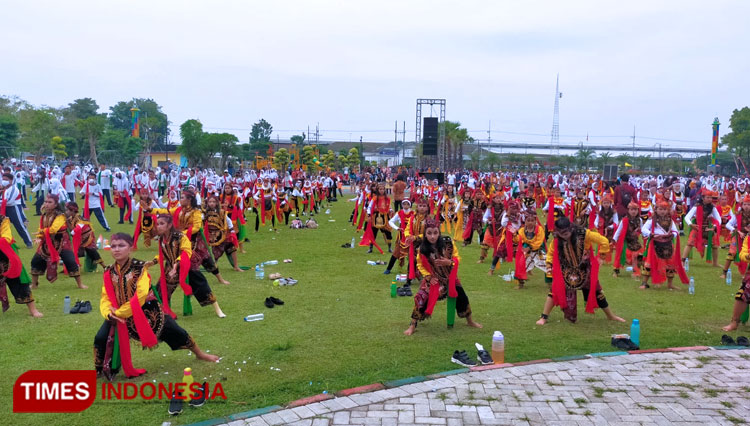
[451,350,476,367]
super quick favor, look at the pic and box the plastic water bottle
[63,296,70,314]
[254,264,260,280]
[351,237,355,248]
[367,260,377,265]
[630,319,640,347]
[182,368,194,401]
[688,276,695,295]
[258,263,265,280]
[684,258,689,272]
[264,260,278,265]
[244,313,265,322]
[726,269,732,286]
[390,280,397,298]
[491,331,505,364]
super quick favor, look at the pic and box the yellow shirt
[740,236,750,262]
[1,217,12,243]
[518,224,545,251]
[416,242,461,280]
[152,206,203,236]
[99,262,151,320]
[36,214,66,239]
[546,229,610,265]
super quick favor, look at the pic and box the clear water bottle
[491,331,505,364]
[258,263,265,280]
[351,237,355,248]
[684,258,689,272]
[63,296,70,314]
[264,260,278,265]
[630,319,640,347]
[367,260,377,265]
[726,269,732,286]
[688,276,695,295]
[254,264,260,280]
[244,313,264,322]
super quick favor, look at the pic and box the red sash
[0,238,21,278]
[613,216,629,269]
[103,269,157,378]
[514,232,527,281]
[157,239,193,319]
[546,196,555,231]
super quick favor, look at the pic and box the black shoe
[269,297,284,306]
[168,391,184,415]
[737,336,750,347]
[397,287,406,296]
[264,298,275,309]
[477,349,494,365]
[451,350,477,367]
[79,301,92,314]
[367,247,373,254]
[611,337,639,351]
[117,221,124,224]
[70,300,82,314]
[721,334,736,346]
[402,285,412,297]
[189,382,207,407]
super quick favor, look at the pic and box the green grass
[1,194,745,425]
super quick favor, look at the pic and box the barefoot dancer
[640,200,688,290]
[147,215,226,318]
[30,195,87,289]
[536,217,624,325]
[0,212,42,317]
[404,219,482,335]
[94,233,218,380]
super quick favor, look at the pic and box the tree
[598,152,612,169]
[76,115,106,166]
[249,119,273,155]
[290,133,306,145]
[484,152,500,171]
[203,132,238,169]
[51,136,67,159]
[322,151,337,169]
[65,98,99,121]
[721,107,750,163]
[468,149,481,169]
[302,145,317,171]
[0,114,19,152]
[108,98,169,158]
[98,129,143,165]
[178,119,209,166]
[347,147,360,171]
[575,147,595,170]
[273,148,291,171]
[17,108,59,161]
[442,121,473,169]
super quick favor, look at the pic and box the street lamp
[359,136,364,168]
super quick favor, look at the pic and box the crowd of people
[1,157,748,379]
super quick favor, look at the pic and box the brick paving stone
[216,349,750,426]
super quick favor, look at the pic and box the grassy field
[2,194,744,425]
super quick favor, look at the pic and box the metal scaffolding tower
[550,74,561,156]
[415,99,446,170]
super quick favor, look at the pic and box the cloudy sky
[2,0,748,150]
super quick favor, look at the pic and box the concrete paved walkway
[219,348,750,426]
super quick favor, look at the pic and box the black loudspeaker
[603,165,618,181]
[421,172,444,185]
[423,117,438,156]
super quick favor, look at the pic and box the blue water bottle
[630,319,640,347]
[726,269,732,286]
[258,262,265,280]
[254,264,260,280]
[688,277,695,295]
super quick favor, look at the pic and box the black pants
[94,305,192,371]
[119,207,132,224]
[284,210,291,225]
[254,209,276,231]
[3,276,33,304]
[371,226,392,245]
[31,249,80,279]
[6,204,32,246]
[35,191,44,215]
[394,200,402,212]
[67,192,75,201]
[102,188,113,207]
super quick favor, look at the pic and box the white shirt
[80,182,103,209]
[97,169,112,189]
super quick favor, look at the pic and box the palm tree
[598,152,612,169]
[484,152,501,171]
[442,121,472,169]
[575,148,595,170]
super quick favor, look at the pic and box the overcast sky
[2,0,749,150]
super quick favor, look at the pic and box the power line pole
[486,120,492,162]
[632,125,636,160]
[402,121,406,164]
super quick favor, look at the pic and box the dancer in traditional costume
[682,189,721,267]
[94,233,219,380]
[536,217,625,325]
[132,188,162,249]
[65,202,105,273]
[452,189,472,243]
[30,195,86,289]
[220,183,247,252]
[152,190,231,286]
[543,187,567,240]
[146,214,226,318]
[513,209,545,289]
[204,195,242,272]
[640,200,688,290]
[612,202,644,279]
[593,195,618,264]
[479,192,505,264]
[404,219,482,335]
[570,188,592,228]
[462,190,486,246]
[364,183,393,253]
[722,195,750,279]
[0,212,42,317]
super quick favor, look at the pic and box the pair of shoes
[71,300,92,314]
[264,297,284,308]
[168,383,208,415]
[611,337,639,351]
[341,243,351,248]
[722,335,750,346]
[275,278,296,286]
[283,259,292,263]
[398,285,412,297]
[451,350,477,367]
